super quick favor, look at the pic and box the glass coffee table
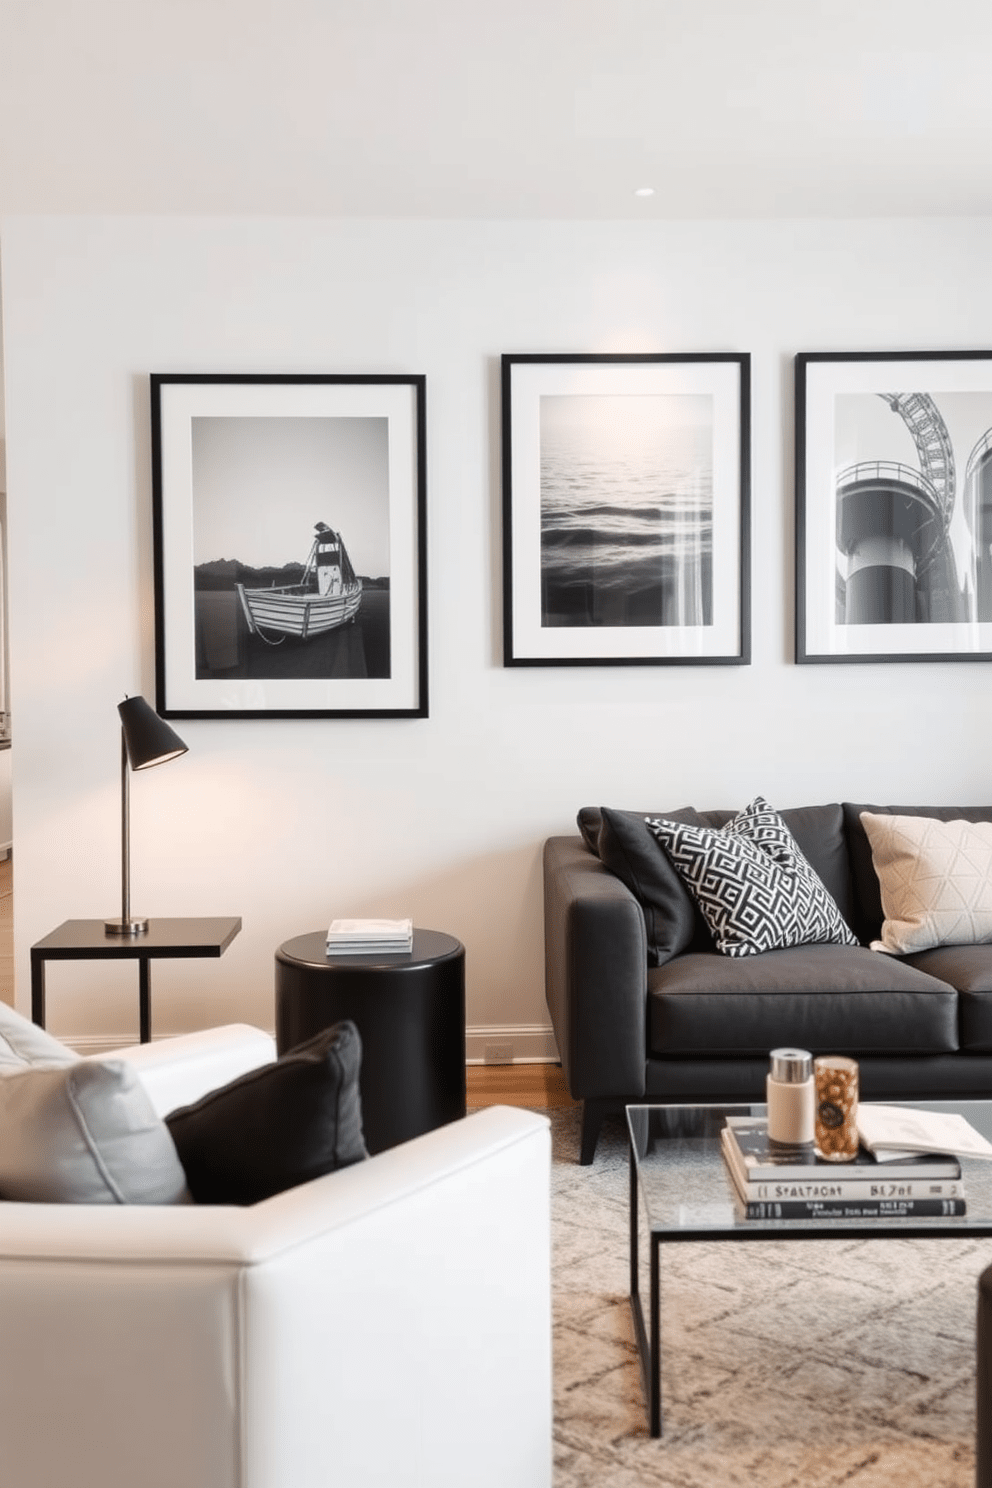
[628,1100,992,1437]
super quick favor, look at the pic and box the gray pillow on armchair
[0,1058,190,1204]
[0,1001,79,1071]
[0,1002,188,1204]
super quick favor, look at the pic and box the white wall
[2,215,992,1049]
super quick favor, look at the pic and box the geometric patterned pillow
[646,795,859,958]
[860,812,992,955]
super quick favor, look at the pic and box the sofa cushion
[860,812,992,954]
[166,1020,367,1205]
[0,1059,190,1204]
[647,943,959,1057]
[902,945,992,1051]
[647,797,858,957]
[0,1002,79,1071]
[844,803,992,944]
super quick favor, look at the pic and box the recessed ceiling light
[634,187,655,197]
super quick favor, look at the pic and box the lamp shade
[118,696,188,771]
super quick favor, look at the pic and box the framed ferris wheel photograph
[796,350,992,664]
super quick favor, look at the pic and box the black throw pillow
[594,806,710,964]
[166,1020,367,1205]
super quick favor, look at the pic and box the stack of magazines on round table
[721,1106,992,1220]
[325,918,414,955]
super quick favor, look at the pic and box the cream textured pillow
[860,812,992,955]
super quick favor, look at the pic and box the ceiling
[1,0,992,219]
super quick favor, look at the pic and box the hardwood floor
[465,1062,577,1110]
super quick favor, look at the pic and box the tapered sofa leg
[579,1098,610,1165]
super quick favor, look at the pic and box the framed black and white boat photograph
[151,373,428,718]
[501,353,750,666]
[796,351,992,663]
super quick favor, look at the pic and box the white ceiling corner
[0,0,991,218]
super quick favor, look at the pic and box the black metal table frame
[628,1111,992,1439]
[31,917,242,1044]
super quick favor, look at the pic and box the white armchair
[0,1026,552,1488]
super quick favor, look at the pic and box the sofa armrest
[94,1023,276,1116]
[543,835,647,1100]
[0,1107,551,1488]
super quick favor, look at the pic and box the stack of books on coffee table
[721,1114,967,1219]
[326,918,414,955]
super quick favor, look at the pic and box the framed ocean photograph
[151,373,428,718]
[797,350,992,663]
[500,353,750,666]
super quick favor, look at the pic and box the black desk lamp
[105,695,188,937]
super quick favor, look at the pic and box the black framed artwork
[796,350,992,663]
[501,353,750,666]
[151,373,428,718]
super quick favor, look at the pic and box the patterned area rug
[550,1107,981,1487]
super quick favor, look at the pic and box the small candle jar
[814,1055,859,1162]
[766,1048,815,1150]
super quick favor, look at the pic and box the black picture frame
[501,353,750,666]
[151,373,428,718]
[796,350,992,663]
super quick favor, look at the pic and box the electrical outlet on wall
[484,1041,514,1065]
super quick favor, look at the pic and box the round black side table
[275,928,466,1155]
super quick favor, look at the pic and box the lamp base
[105,916,149,937]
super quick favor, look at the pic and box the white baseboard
[66,1024,562,1066]
[465,1023,559,1065]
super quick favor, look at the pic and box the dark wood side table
[275,927,466,1155]
[30,917,242,1044]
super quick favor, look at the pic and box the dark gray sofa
[544,802,992,1163]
